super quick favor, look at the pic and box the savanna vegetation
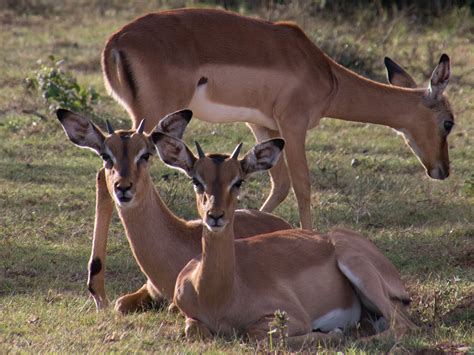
[0,0,472,352]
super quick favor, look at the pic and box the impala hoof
[167,302,179,313]
[185,318,212,340]
[114,295,139,314]
[92,295,109,311]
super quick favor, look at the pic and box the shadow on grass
[0,239,144,300]
[0,161,96,185]
[318,199,473,229]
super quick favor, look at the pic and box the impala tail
[102,43,137,119]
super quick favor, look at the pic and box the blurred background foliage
[3,0,474,17]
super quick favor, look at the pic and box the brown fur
[102,8,454,229]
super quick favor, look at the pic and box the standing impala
[56,109,290,312]
[102,8,455,229]
[153,134,414,346]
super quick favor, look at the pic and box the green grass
[1,1,473,353]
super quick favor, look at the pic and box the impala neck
[324,60,425,130]
[117,175,197,297]
[197,222,235,309]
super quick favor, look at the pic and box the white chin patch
[114,195,134,208]
[204,224,224,233]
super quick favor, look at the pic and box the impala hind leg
[185,317,213,340]
[246,123,291,213]
[340,257,416,337]
[87,168,114,310]
[277,121,313,229]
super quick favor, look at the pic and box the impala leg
[185,317,213,340]
[286,330,344,350]
[246,123,292,213]
[115,283,152,314]
[167,302,179,313]
[87,168,114,310]
[115,280,166,314]
[246,314,275,341]
[342,257,416,336]
[277,123,313,229]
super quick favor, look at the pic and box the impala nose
[205,211,225,230]
[429,165,449,180]
[114,182,133,203]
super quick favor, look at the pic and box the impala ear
[240,139,285,176]
[428,54,450,100]
[151,132,196,177]
[154,109,193,139]
[384,57,417,88]
[56,109,105,154]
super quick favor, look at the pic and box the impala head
[385,53,454,180]
[57,108,193,208]
[154,135,285,232]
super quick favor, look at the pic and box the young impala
[102,8,455,229]
[56,109,290,312]
[153,134,415,346]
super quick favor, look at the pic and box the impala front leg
[87,168,114,310]
[246,314,276,341]
[115,279,166,314]
[185,317,213,340]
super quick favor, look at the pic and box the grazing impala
[56,109,290,312]
[102,8,454,229]
[153,134,415,346]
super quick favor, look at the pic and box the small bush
[24,56,100,113]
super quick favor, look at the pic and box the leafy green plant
[24,55,99,113]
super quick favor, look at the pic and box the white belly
[312,299,361,332]
[188,83,278,130]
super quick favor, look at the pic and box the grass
[1,1,473,352]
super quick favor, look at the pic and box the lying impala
[153,134,415,346]
[102,8,455,229]
[56,109,291,312]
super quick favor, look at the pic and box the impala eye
[232,179,244,190]
[443,120,454,134]
[139,153,151,162]
[192,178,204,192]
[100,153,113,168]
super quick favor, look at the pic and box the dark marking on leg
[89,257,102,276]
[197,77,208,86]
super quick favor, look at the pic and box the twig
[22,109,48,121]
